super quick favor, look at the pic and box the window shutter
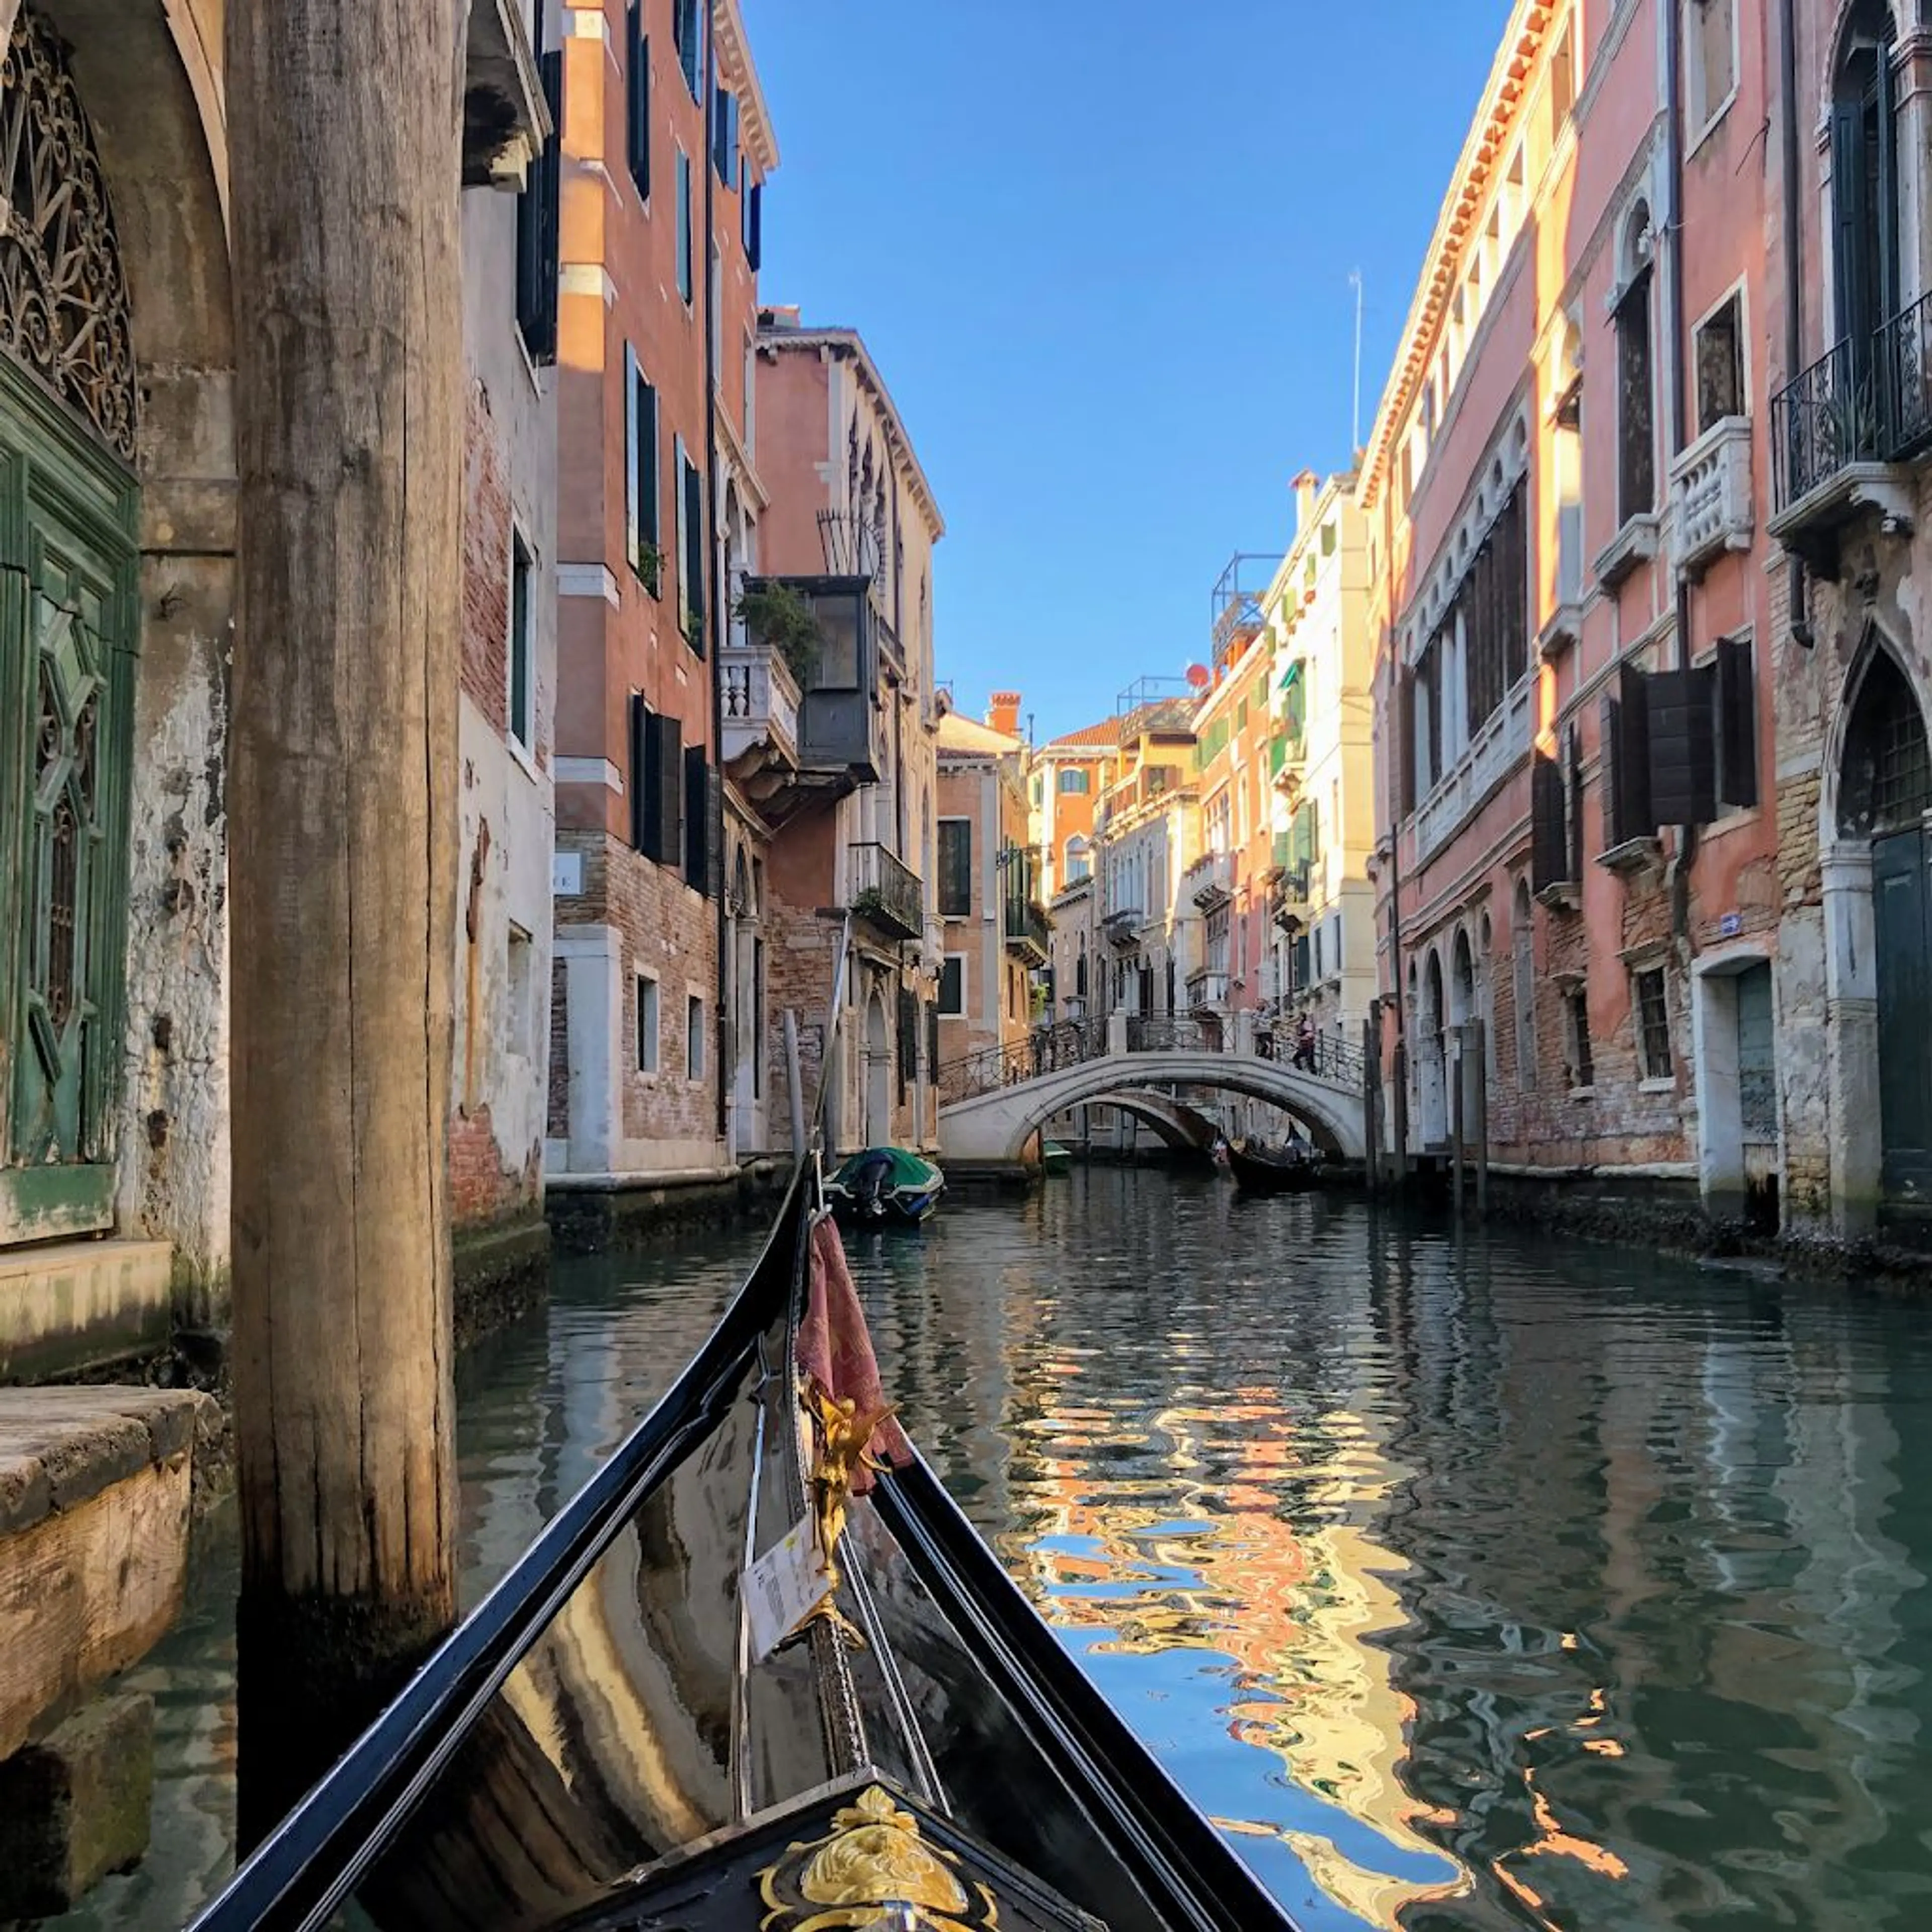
[1565,720,1585,881]
[624,349,640,572]
[515,51,562,362]
[897,989,918,1102]
[1615,659,1654,838]
[1714,634,1758,809]
[1617,270,1656,519]
[641,709,683,865]
[745,180,763,272]
[638,373,660,557]
[1877,47,1899,330]
[683,742,708,889]
[706,764,725,901]
[629,694,648,850]
[1397,667,1416,816]
[683,453,706,651]
[1645,664,1716,826]
[1532,750,1567,892]
[675,150,693,302]
[1829,100,1868,350]
[626,13,649,198]
[1600,694,1625,848]
[713,86,738,185]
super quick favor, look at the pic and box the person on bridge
[1293,1015,1317,1072]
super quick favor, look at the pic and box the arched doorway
[863,989,891,1147]
[1840,645,1932,1210]
[0,9,142,1243]
[1419,949,1447,1149]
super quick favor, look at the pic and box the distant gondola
[189,932,1302,1932]
[824,1144,946,1226]
[1227,1136,1323,1194]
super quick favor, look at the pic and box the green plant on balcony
[635,540,663,598]
[683,605,707,656]
[852,886,889,922]
[735,582,823,684]
[1820,377,1880,469]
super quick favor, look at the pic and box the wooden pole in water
[1472,1016,1490,1219]
[1362,1013,1380,1193]
[1450,1026,1466,1220]
[784,1009,807,1156]
[226,0,465,1845]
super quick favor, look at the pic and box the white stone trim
[558,562,621,605]
[555,756,624,793]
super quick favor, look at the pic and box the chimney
[1292,468,1320,534]
[987,690,1022,738]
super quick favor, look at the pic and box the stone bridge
[938,1015,1369,1168]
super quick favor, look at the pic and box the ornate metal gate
[0,5,140,1243]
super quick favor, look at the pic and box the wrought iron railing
[1258,1022,1365,1092]
[1878,289,1932,463]
[1772,337,1885,510]
[848,841,922,941]
[936,1020,1104,1102]
[1002,894,1051,959]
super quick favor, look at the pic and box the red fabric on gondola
[799,1214,912,1493]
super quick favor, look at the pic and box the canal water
[55,1168,1932,1930]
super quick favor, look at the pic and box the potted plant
[635,540,663,598]
[735,581,823,685]
[684,606,706,656]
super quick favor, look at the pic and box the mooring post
[1361,1013,1380,1192]
[784,1009,807,1156]
[1472,1017,1490,1219]
[1450,1025,1466,1220]
[1392,1038,1410,1192]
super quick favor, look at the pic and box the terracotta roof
[936,711,1021,755]
[1042,717,1119,751]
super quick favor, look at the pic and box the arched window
[1839,647,1931,836]
[1830,1,1900,384]
[1064,834,1092,882]
[1615,202,1656,523]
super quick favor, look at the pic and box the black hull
[192,1168,1298,1932]
[1227,1144,1322,1194]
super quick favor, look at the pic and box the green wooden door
[1874,826,1932,1206]
[0,365,138,1244]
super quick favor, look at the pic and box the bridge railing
[940,1010,1370,1105]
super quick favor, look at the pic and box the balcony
[1269,729,1306,793]
[720,641,801,772]
[1594,510,1659,591]
[1103,908,1142,950]
[1768,318,1925,568]
[1670,415,1753,578]
[1185,969,1230,1010]
[1413,677,1533,866]
[1002,892,1051,964]
[1271,862,1311,932]
[1185,849,1232,911]
[740,575,883,787]
[848,842,922,943]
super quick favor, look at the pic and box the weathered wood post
[226,0,466,1843]
[1471,1017,1490,1218]
[1362,1013,1380,1193]
[1450,1025,1466,1219]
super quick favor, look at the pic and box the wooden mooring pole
[227,0,466,1846]
[1472,1017,1490,1219]
[1450,1026,1466,1221]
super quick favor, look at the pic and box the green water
[53,1171,1932,1929]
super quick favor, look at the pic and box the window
[675,147,693,304]
[1550,20,1575,127]
[672,0,701,100]
[1829,3,1901,396]
[1565,986,1594,1090]
[624,350,660,592]
[1713,632,1758,812]
[712,83,739,187]
[684,742,719,893]
[508,530,534,751]
[636,975,660,1073]
[1838,648,1932,836]
[1616,208,1656,524]
[1064,835,1092,882]
[625,6,649,199]
[1029,773,1043,807]
[1694,294,1743,432]
[1686,0,1737,138]
[937,819,972,918]
[1634,968,1673,1081]
[629,696,683,864]
[514,46,562,361]
[687,994,705,1078]
[1057,767,1090,794]
[938,956,965,1016]
[678,441,705,649]
[743,178,763,271]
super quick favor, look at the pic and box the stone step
[0,1238,173,1384]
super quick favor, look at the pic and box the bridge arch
[940,1050,1365,1167]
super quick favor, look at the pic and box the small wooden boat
[1039,1139,1073,1175]
[825,1145,945,1226]
[191,931,1300,1932]
[1227,1136,1323,1195]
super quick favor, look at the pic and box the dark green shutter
[683,742,708,888]
[1646,665,1716,827]
[628,694,648,849]
[1615,659,1655,838]
[682,453,705,651]
[626,12,650,198]
[1715,634,1758,810]
[515,50,562,362]
[744,180,763,270]
[1532,751,1567,892]
[641,708,682,865]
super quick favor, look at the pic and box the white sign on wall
[552,851,584,897]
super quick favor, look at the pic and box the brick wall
[547,961,570,1141]
[760,896,841,1156]
[450,1102,540,1227]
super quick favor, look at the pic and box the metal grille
[1634,969,1672,1082]
[1840,652,1932,836]
[1870,699,1932,829]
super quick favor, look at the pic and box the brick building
[546,0,774,1191]
[1363,0,1787,1226]
[729,313,944,1156]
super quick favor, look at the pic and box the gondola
[190,926,1299,1932]
[824,1144,946,1226]
[1226,1136,1323,1195]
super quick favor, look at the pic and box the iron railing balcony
[848,841,923,942]
[1770,339,1880,509]
[1271,860,1311,931]
[1185,969,1230,1009]
[1002,893,1051,963]
[1184,849,1232,910]
[1102,907,1143,949]
[1879,288,1932,463]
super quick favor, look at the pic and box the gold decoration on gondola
[757,1784,999,1931]
[804,1378,899,1591]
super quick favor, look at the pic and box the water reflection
[48,1169,1932,1931]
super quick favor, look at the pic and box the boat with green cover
[824,1145,946,1226]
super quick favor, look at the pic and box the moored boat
[190,932,1301,1932]
[1040,1138,1073,1174]
[1227,1136,1323,1194]
[825,1145,945,1226]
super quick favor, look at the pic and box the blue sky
[744,1,1514,743]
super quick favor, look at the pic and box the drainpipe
[1779,0,1814,646]
[1664,0,1699,943]
[702,3,729,1145]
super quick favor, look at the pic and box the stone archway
[1820,631,1932,1231]
[1418,948,1448,1148]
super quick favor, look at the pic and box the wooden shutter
[675,149,692,302]
[1532,751,1567,891]
[745,180,763,271]
[683,452,706,651]
[626,12,649,198]
[515,51,562,363]
[642,709,682,864]
[939,820,971,917]
[926,1002,939,1078]
[897,988,918,1102]
[1615,659,1655,838]
[1714,634,1758,810]
[1646,665,1716,826]
[712,86,738,184]
[637,372,659,559]
[1877,49,1899,332]
[624,349,640,572]
[1565,720,1585,881]
[629,694,648,850]
[1617,271,1655,520]
[1830,100,1867,352]
[1600,694,1625,848]
[706,765,725,902]
[683,742,708,889]
[1397,667,1416,816]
